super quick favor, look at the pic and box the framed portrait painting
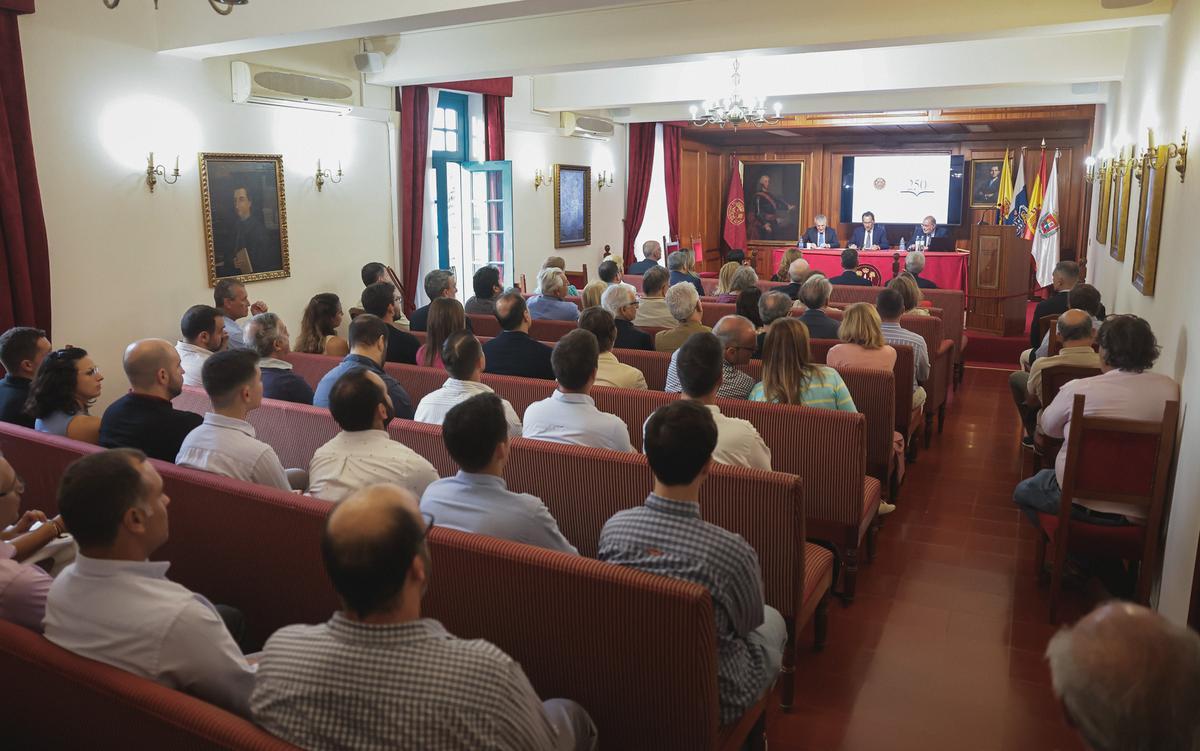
[199,153,290,287]
[1132,145,1169,296]
[1110,148,1134,262]
[969,159,1005,209]
[554,164,591,248]
[743,160,804,245]
[1095,159,1113,245]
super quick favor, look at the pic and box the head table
[771,247,969,292]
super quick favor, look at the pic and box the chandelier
[102,0,248,15]
[690,59,783,130]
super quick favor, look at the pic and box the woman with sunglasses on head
[0,451,64,632]
[26,346,105,444]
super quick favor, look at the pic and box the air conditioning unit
[560,112,615,141]
[231,61,356,115]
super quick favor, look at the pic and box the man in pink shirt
[1013,315,1179,527]
[0,452,64,632]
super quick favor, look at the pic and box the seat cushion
[858,478,883,538]
[803,543,835,607]
[1038,513,1146,560]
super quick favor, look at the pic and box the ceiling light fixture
[689,59,782,130]
[102,0,248,15]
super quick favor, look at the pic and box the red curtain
[398,86,429,315]
[0,3,51,338]
[484,94,505,161]
[662,124,682,243]
[622,123,656,269]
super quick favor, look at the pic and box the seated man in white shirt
[414,331,522,436]
[175,348,303,491]
[576,307,647,390]
[176,304,227,388]
[522,329,634,453]
[422,393,576,554]
[308,368,439,502]
[44,449,256,717]
[672,332,771,470]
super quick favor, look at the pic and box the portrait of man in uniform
[200,153,290,286]
[743,161,804,244]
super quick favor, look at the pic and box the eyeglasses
[0,475,24,497]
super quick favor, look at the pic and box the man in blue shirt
[667,250,706,297]
[214,279,268,350]
[421,392,577,554]
[314,314,413,419]
[0,327,51,428]
[527,268,580,321]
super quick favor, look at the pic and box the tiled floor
[768,367,1092,751]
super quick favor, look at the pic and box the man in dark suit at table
[801,214,839,248]
[912,215,949,247]
[905,251,939,289]
[827,249,873,286]
[849,211,889,250]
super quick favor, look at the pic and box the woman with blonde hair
[416,298,467,369]
[295,293,350,355]
[749,318,856,412]
[828,302,897,371]
[714,261,740,296]
[717,265,761,304]
[580,280,607,309]
[887,274,930,316]
[772,248,802,282]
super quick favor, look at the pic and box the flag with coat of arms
[1030,151,1061,287]
[1005,152,1029,233]
[723,158,746,251]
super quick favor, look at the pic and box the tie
[818,231,824,245]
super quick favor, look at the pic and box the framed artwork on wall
[199,153,290,287]
[554,164,591,248]
[968,159,1005,209]
[1110,147,1134,262]
[743,160,804,245]
[1132,145,1169,296]
[1095,160,1113,244]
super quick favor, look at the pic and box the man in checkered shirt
[251,484,597,750]
[664,315,758,400]
[598,400,786,726]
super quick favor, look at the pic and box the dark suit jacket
[99,393,204,463]
[261,367,315,405]
[913,273,938,289]
[849,225,890,249]
[1030,290,1071,348]
[828,270,873,287]
[772,282,802,300]
[482,330,555,380]
[755,331,766,359]
[627,259,658,275]
[614,319,654,351]
[798,309,842,340]
[0,376,33,429]
[801,226,840,247]
[912,226,949,245]
[669,271,706,297]
[386,326,420,365]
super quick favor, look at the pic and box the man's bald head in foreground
[123,338,184,397]
[1046,601,1200,751]
[1056,309,1095,347]
[321,484,429,621]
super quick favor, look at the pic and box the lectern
[967,224,1031,336]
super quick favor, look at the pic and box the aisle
[768,367,1091,751]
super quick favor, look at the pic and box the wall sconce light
[533,169,552,191]
[1084,156,1098,183]
[315,159,343,192]
[1168,128,1188,183]
[145,152,180,193]
[596,170,615,190]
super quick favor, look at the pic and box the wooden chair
[565,264,589,289]
[1038,394,1179,623]
[1032,365,1103,471]
[517,274,527,293]
[1036,314,1059,356]
[854,264,881,285]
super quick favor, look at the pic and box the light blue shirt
[522,391,634,453]
[35,409,78,437]
[420,471,577,555]
[224,316,249,349]
[526,295,580,322]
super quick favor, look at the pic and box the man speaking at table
[848,211,889,250]
[801,214,839,248]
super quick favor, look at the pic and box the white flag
[1031,153,1061,287]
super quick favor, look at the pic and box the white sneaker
[877,501,897,516]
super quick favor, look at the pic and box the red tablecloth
[773,248,969,292]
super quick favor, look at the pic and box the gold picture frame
[1095,160,1113,244]
[553,164,591,248]
[199,152,291,287]
[1109,147,1134,262]
[743,160,805,245]
[1132,145,1169,296]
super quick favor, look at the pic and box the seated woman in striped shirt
[749,317,856,412]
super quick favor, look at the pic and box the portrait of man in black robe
[202,154,289,285]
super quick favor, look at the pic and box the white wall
[505,77,625,287]
[18,5,397,410]
[1086,3,1200,623]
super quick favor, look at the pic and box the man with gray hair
[756,291,794,356]
[905,250,938,289]
[1045,601,1200,751]
[665,315,757,399]
[796,274,840,339]
[772,257,811,300]
[628,240,662,275]
[410,269,458,332]
[529,268,581,322]
[667,250,705,297]
[602,284,653,350]
[1009,308,1101,445]
[654,281,711,352]
[801,214,839,248]
[245,312,313,405]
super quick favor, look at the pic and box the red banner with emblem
[723,158,746,252]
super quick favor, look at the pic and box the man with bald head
[99,339,202,462]
[1009,308,1102,445]
[1046,601,1200,751]
[665,315,757,400]
[772,257,811,300]
[252,484,598,750]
